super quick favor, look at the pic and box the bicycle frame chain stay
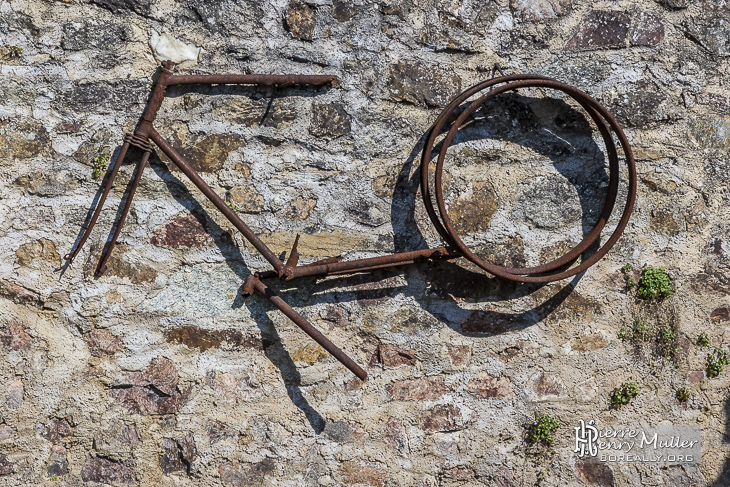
[65,61,636,381]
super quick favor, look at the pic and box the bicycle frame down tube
[148,127,287,277]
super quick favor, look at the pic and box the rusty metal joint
[241,275,257,297]
[123,133,154,153]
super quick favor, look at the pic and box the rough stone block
[81,457,136,485]
[0,321,31,350]
[285,1,315,40]
[566,10,631,50]
[387,62,462,107]
[386,377,448,401]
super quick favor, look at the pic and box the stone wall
[1,0,729,485]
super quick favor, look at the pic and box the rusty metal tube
[149,127,287,277]
[64,140,132,264]
[242,275,367,381]
[253,246,462,281]
[141,61,175,124]
[167,74,337,87]
[284,246,461,280]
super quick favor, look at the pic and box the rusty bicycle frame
[65,61,637,382]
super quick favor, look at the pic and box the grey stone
[0,425,14,442]
[491,466,516,487]
[214,97,298,129]
[60,80,147,113]
[513,175,581,229]
[219,458,275,486]
[62,21,129,51]
[309,103,351,137]
[323,421,353,443]
[14,170,80,196]
[381,5,407,20]
[511,0,571,21]
[683,91,729,111]
[175,1,261,37]
[0,11,39,37]
[602,80,667,127]
[332,1,359,22]
[4,379,23,409]
[418,27,474,52]
[702,0,729,11]
[354,112,414,159]
[661,465,708,486]
[683,16,730,57]
[688,115,730,150]
[0,80,34,106]
[387,62,462,107]
[159,132,246,173]
[89,0,152,16]
[0,119,51,161]
[344,196,387,227]
[93,420,139,461]
[659,0,687,8]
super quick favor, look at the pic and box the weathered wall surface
[1,0,729,485]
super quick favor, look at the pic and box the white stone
[149,31,200,66]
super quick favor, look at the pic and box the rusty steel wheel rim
[420,75,637,284]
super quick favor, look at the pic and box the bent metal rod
[65,61,636,381]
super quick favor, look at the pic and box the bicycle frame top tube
[136,61,338,132]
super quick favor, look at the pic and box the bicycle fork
[64,133,153,277]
